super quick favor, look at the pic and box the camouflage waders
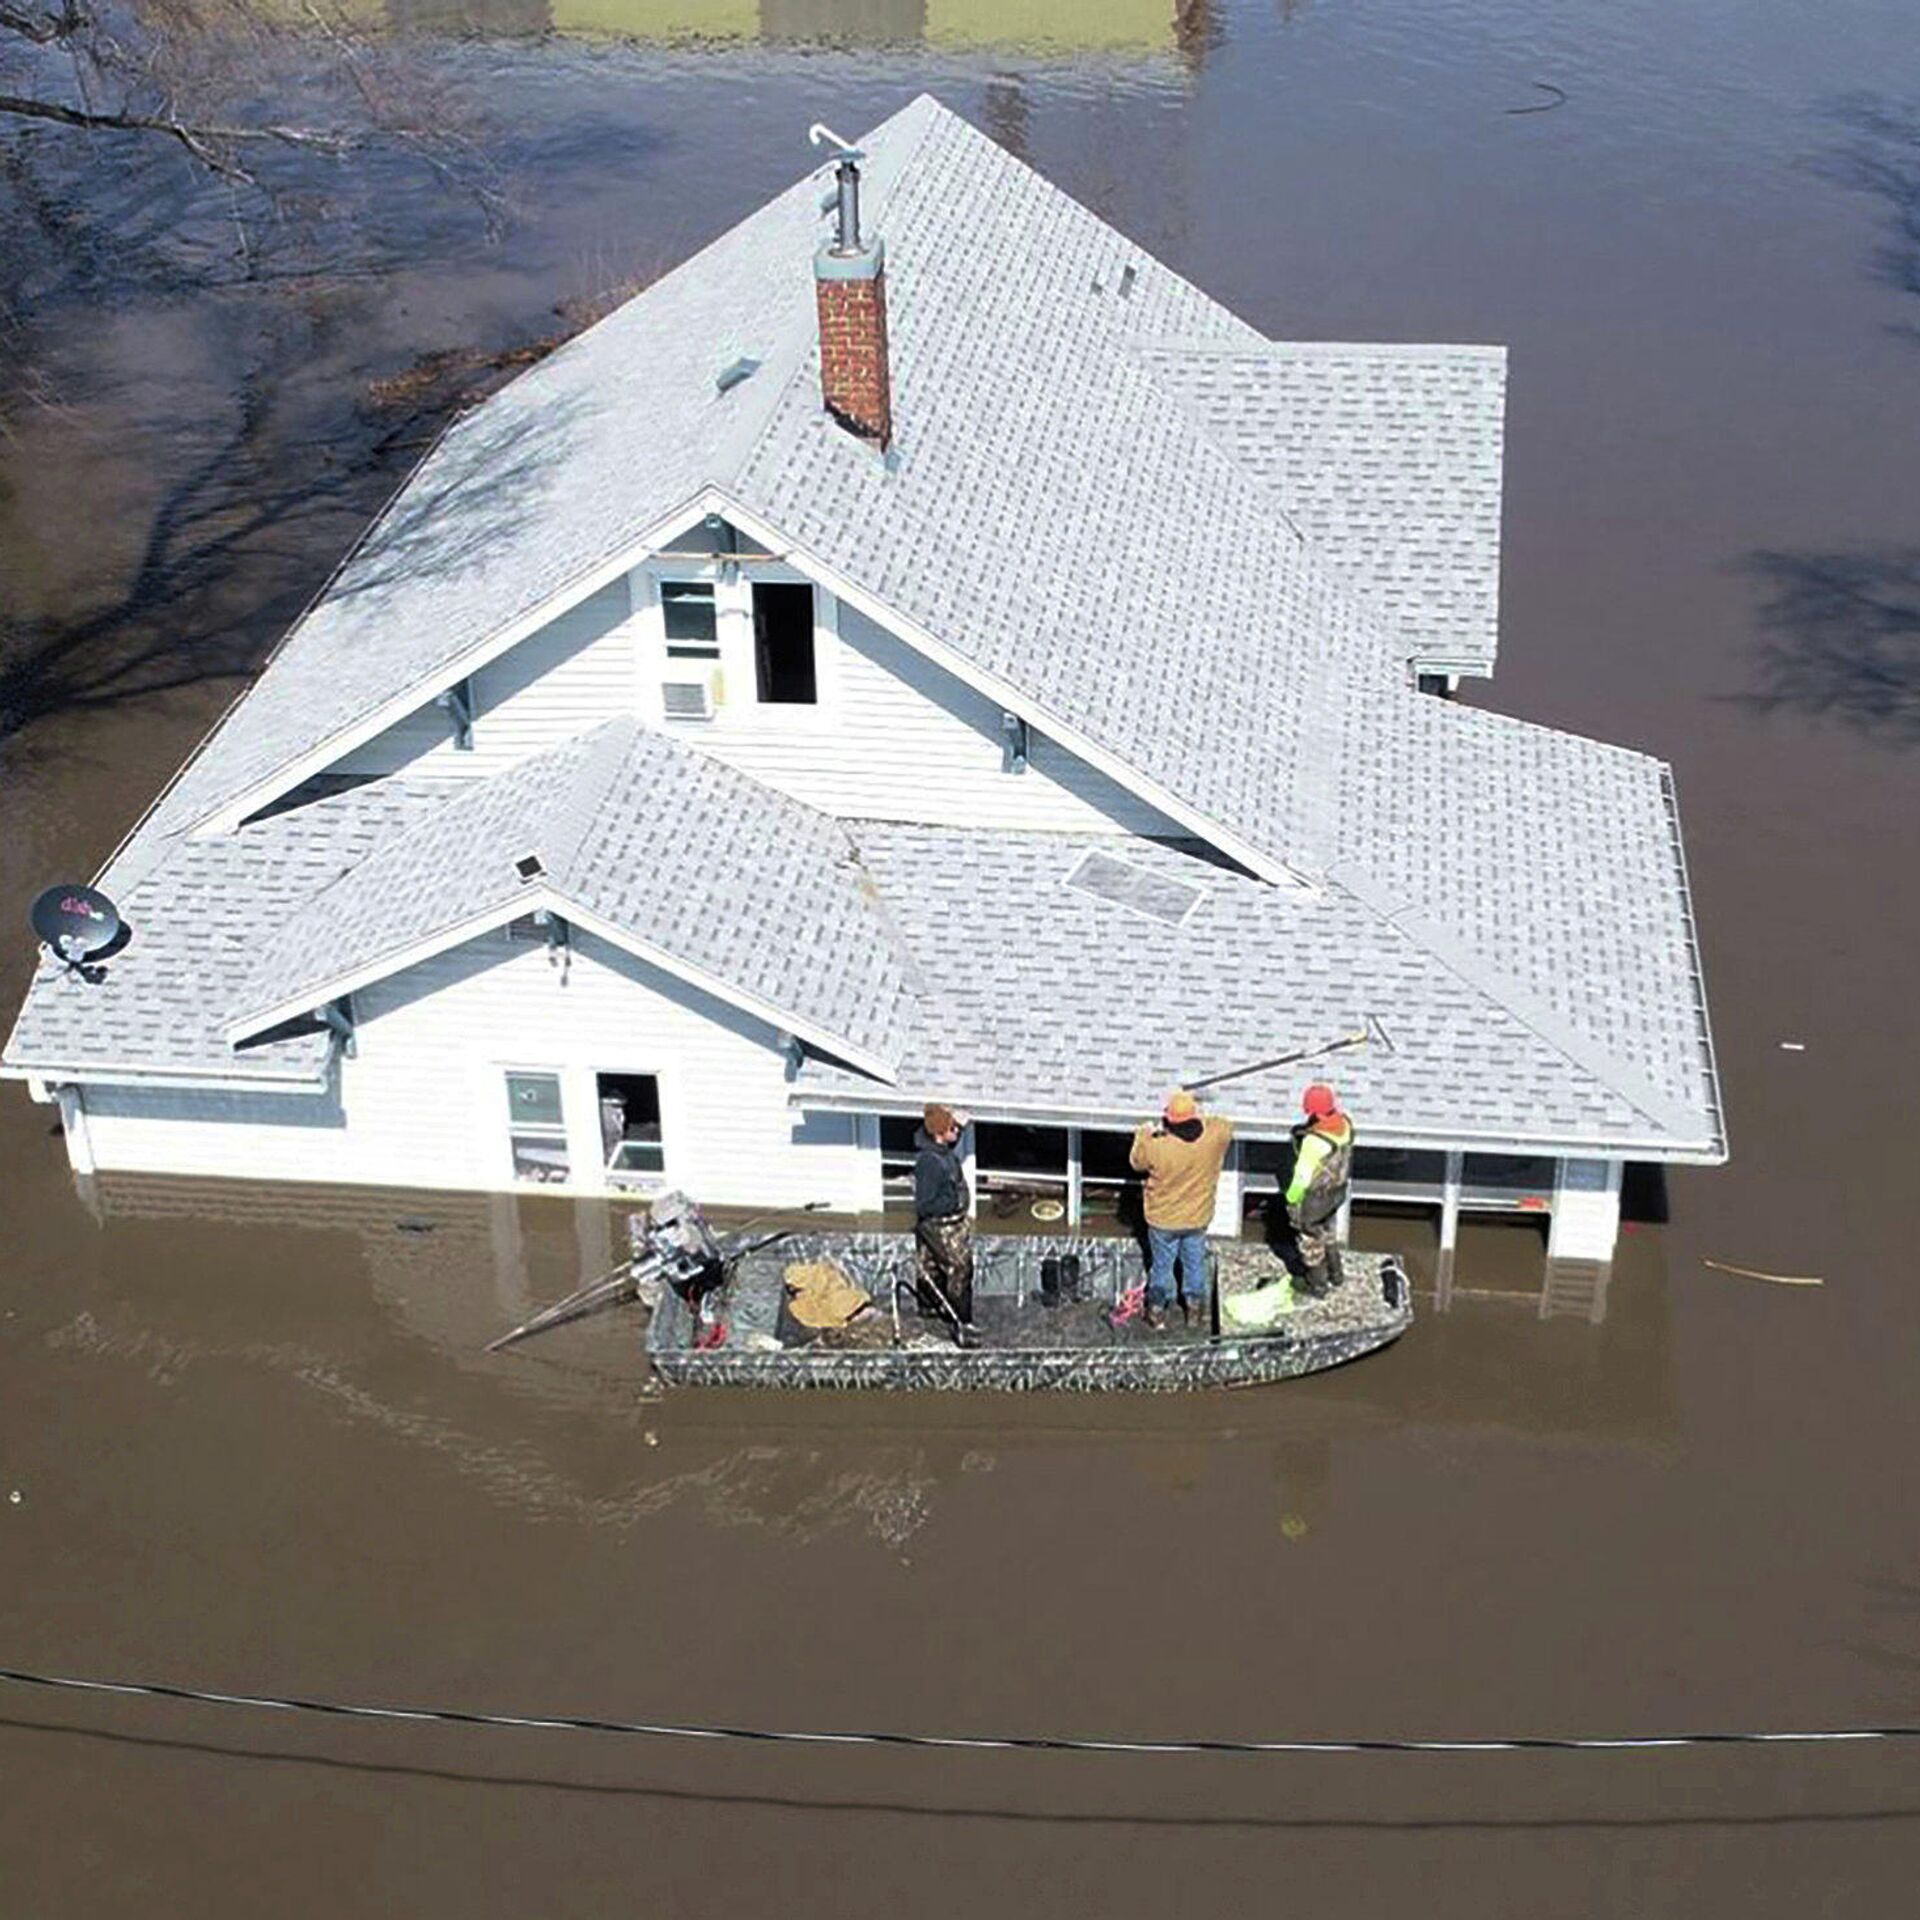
[1287,1120,1354,1292]
[915,1212,974,1326]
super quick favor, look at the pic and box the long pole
[1182,1027,1370,1096]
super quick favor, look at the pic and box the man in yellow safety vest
[1287,1083,1354,1295]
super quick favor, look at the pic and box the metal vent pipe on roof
[831,154,863,254]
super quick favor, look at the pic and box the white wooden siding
[678,598,1178,833]
[76,929,869,1209]
[324,568,1177,835]
[333,582,636,780]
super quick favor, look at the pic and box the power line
[2,1667,1917,1757]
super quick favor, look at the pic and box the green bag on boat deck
[1223,1276,1296,1330]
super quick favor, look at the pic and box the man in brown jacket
[1128,1090,1234,1328]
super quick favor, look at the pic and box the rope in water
[3,1667,1917,1757]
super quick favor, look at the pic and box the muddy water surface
[4,3,1920,1913]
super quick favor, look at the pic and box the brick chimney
[815,150,892,450]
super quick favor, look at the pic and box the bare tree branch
[0,1,83,44]
[0,89,355,162]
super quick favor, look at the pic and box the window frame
[504,1068,570,1186]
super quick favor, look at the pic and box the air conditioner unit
[661,680,715,721]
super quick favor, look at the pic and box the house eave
[225,885,903,1088]
[0,1054,332,1095]
[705,489,1311,890]
[187,491,714,839]
[786,1084,1724,1164]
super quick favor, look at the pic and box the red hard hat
[1302,1082,1339,1118]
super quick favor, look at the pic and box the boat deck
[646,1233,1411,1392]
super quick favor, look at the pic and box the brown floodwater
[4,3,1920,1912]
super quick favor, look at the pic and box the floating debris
[1702,1258,1824,1287]
[1506,81,1569,115]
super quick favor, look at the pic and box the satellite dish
[30,884,123,970]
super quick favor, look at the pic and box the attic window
[716,356,761,395]
[1065,851,1202,926]
[1118,264,1137,299]
[514,854,544,882]
[661,581,720,660]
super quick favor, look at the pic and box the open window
[1079,1129,1143,1226]
[506,1071,569,1185]
[974,1123,1068,1219]
[753,581,817,704]
[879,1115,919,1216]
[597,1073,664,1188]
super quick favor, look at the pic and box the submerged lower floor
[28,1067,1632,1267]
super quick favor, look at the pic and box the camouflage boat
[633,1200,1411,1393]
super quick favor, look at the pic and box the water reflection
[78,1171,1679,1465]
[1818,96,1920,335]
[377,0,1220,59]
[1740,546,1920,744]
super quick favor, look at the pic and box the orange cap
[1164,1089,1199,1123]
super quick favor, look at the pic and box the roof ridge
[1135,338,1508,362]
[1327,856,1707,1141]
[546,715,641,884]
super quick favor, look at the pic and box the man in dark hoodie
[912,1102,974,1329]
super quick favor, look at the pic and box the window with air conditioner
[661,581,720,659]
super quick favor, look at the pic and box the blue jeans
[1147,1226,1210,1310]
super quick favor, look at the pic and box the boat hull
[646,1233,1412,1393]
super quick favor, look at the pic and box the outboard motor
[631,1190,726,1303]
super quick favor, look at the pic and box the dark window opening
[597,1073,664,1184]
[753,581,817,704]
[1079,1128,1143,1226]
[880,1115,919,1215]
[975,1122,1068,1222]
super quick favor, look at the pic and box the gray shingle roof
[227,719,914,1075]
[1138,343,1507,675]
[142,93,1452,882]
[2,781,451,1084]
[1323,693,1721,1146]
[793,825,1718,1155]
[4,95,1721,1160]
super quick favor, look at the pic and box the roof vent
[715,356,761,395]
[1065,851,1202,927]
[514,854,544,882]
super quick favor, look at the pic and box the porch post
[1207,1144,1243,1238]
[849,1114,886,1216]
[1066,1127,1084,1228]
[1439,1151,1463,1255]
[56,1085,95,1177]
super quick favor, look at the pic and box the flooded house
[2,93,1724,1267]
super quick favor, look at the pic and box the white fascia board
[0,1057,330,1094]
[553,898,901,1086]
[784,1084,1724,1163]
[222,885,901,1085]
[191,494,715,839]
[705,489,1306,889]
